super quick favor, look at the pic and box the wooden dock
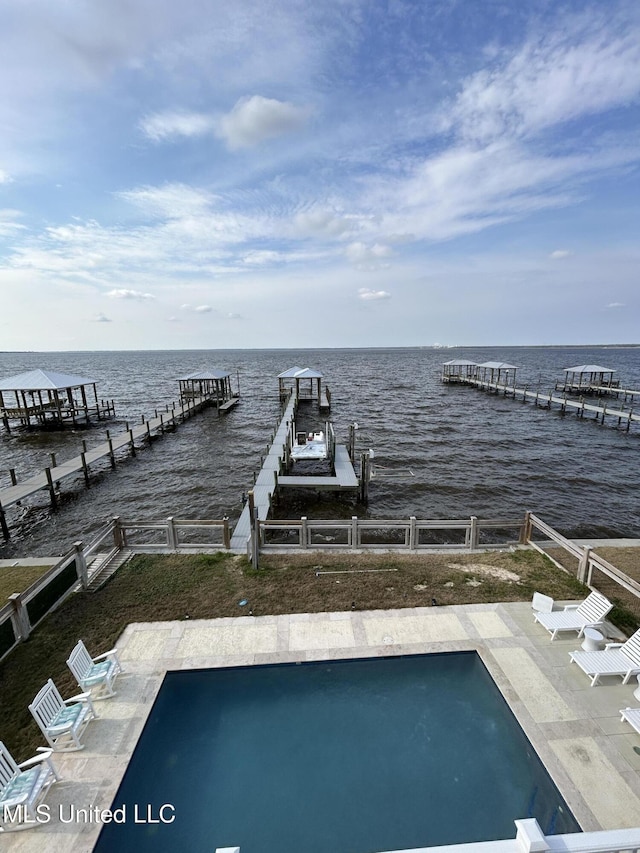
[0,393,238,540]
[230,394,359,552]
[230,394,298,551]
[466,378,640,430]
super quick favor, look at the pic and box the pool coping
[4,601,640,851]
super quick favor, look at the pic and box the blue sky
[0,0,639,350]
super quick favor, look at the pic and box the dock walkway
[468,379,640,430]
[230,394,298,551]
[0,394,233,536]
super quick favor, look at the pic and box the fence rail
[258,515,526,554]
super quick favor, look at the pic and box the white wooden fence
[0,515,231,662]
[256,515,526,553]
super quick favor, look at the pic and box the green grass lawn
[0,547,634,761]
[0,563,55,600]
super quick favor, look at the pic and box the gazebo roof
[477,361,518,370]
[278,366,323,379]
[563,365,616,374]
[443,359,478,366]
[0,369,97,392]
[178,370,230,380]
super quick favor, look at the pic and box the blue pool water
[95,653,579,853]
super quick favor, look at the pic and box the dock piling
[45,467,57,508]
[0,502,9,540]
[80,452,90,486]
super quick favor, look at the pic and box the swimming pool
[95,652,579,852]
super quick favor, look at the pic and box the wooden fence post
[74,541,88,589]
[469,516,479,550]
[8,593,31,640]
[520,510,531,545]
[252,516,260,569]
[577,545,592,584]
[301,516,308,548]
[112,516,124,549]
[222,517,230,550]
[167,516,178,550]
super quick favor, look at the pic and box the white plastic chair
[0,741,59,831]
[67,639,121,699]
[533,590,612,640]
[28,679,97,751]
[569,628,640,686]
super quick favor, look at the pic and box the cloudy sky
[1,0,639,350]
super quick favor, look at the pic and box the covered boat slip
[278,366,331,411]
[177,369,240,413]
[0,369,115,432]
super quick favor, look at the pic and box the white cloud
[0,169,11,183]
[117,183,214,219]
[346,242,392,267]
[195,304,212,313]
[106,288,155,299]
[444,21,640,143]
[358,288,391,301]
[226,312,242,320]
[294,208,358,239]
[0,208,25,237]
[606,302,625,308]
[140,111,215,142]
[218,95,309,149]
[550,249,572,259]
[94,312,112,322]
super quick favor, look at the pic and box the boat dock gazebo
[441,359,478,383]
[0,369,115,432]
[557,365,619,394]
[476,361,519,386]
[278,367,331,411]
[177,370,239,414]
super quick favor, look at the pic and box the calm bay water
[1,346,639,558]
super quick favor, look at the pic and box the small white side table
[581,627,604,652]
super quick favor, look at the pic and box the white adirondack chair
[0,741,59,831]
[569,628,640,686]
[67,640,122,699]
[533,590,613,640]
[28,679,97,751]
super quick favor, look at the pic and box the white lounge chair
[29,679,97,751]
[533,590,613,640]
[67,639,122,699]
[569,628,640,686]
[0,741,59,831]
[620,708,640,736]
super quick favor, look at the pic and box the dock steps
[87,548,133,592]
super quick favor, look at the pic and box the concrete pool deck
[4,601,640,851]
